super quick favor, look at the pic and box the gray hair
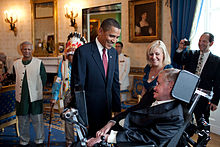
[160,68,180,83]
[146,40,171,66]
[20,41,33,50]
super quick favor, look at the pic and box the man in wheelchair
[64,68,211,147]
[87,68,185,147]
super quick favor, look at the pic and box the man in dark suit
[71,18,121,137]
[87,69,184,147]
[173,32,220,138]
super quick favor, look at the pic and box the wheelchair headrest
[171,70,200,103]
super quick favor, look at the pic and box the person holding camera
[173,32,220,144]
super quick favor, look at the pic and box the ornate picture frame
[90,19,100,42]
[58,42,65,53]
[129,0,162,43]
[35,2,54,19]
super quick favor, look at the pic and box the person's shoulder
[33,57,41,61]
[210,52,220,61]
[164,64,173,69]
[14,58,21,61]
[32,57,43,64]
[78,42,94,49]
[76,42,95,54]
[136,22,141,27]
[210,52,220,58]
[13,58,22,64]
[187,49,198,54]
[144,64,151,72]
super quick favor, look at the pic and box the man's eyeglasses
[115,45,122,48]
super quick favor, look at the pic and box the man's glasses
[115,45,122,48]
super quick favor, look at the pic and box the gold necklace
[150,67,164,80]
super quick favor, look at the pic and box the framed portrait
[90,19,100,42]
[129,0,162,43]
[58,42,65,53]
[47,35,55,53]
[35,2,54,19]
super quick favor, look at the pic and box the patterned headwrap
[64,32,87,57]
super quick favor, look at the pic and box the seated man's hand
[87,137,101,147]
[96,121,115,137]
[210,103,217,111]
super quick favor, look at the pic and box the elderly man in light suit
[115,41,130,103]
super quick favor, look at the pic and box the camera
[184,40,190,46]
[60,108,78,120]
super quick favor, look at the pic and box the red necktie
[102,48,108,77]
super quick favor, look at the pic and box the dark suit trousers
[193,96,210,131]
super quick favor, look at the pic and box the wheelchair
[61,70,212,147]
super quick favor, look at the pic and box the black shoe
[36,143,44,147]
[19,144,29,147]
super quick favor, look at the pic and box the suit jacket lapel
[91,43,106,80]
[107,48,114,82]
[195,51,200,66]
[201,52,214,75]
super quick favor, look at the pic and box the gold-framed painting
[90,19,100,42]
[58,42,65,54]
[35,2,54,19]
[129,0,162,43]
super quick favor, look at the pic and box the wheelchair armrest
[117,142,156,147]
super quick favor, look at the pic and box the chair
[72,70,209,147]
[167,72,212,147]
[114,70,207,147]
[0,85,19,136]
[120,75,143,109]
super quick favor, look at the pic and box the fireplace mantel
[38,56,62,73]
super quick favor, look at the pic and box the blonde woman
[141,40,172,96]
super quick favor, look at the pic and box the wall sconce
[64,4,78,30]
[4,10,18,36]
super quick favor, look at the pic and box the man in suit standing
[71,18,121,137]
[87,68,184,147]
[115,41,130,104]
[173,32,220,143]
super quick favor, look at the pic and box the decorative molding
[130,67,144,75]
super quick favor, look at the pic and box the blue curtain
[170,0,197,67]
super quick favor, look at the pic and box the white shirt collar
[96,37,104,52]
[199,51,210,71]
[95,37,108,60]
[200,50,210,56]
[151,99,174,107]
